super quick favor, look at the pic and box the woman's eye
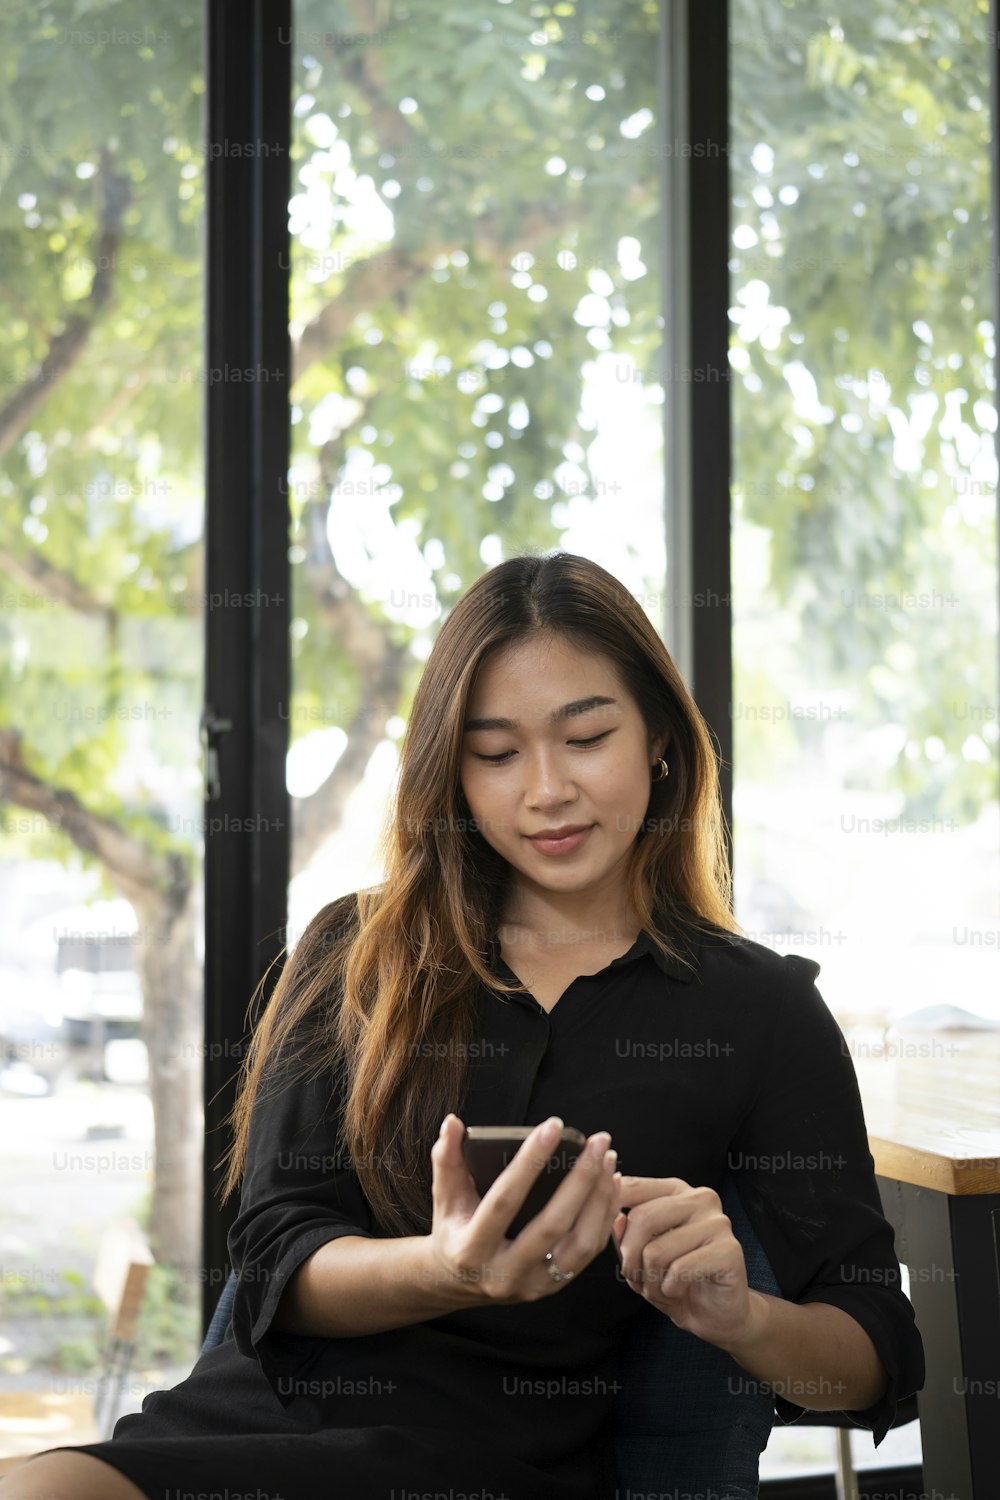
[475,730,612,764]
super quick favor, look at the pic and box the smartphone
[461,1123,589,1239]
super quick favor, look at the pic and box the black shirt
[88,898,924,1500]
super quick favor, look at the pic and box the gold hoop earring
[651,757,669,783]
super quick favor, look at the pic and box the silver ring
[544,1250,575,1283]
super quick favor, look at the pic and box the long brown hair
[221,551,742,1235]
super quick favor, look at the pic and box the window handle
[199,705,233,802]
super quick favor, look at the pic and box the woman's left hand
[611,1174,758,1349]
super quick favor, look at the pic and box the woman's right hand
[427,1114,623,1304]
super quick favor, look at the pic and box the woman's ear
[651,729,672,762]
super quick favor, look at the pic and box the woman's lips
[525,826,593,856]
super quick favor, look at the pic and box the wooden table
[849,1027,1000,1500]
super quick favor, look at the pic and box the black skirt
[40,1314,618,1500]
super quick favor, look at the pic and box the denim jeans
[602,1171,782,1500]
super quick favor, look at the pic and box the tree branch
[291,202,568,387]
[74,367,151,452]
[0,545,117,621]
[292,246,425,387]
[0,725,177,905]
[323,0,418,153]
[289,435,409,874]
[0,146,131,459]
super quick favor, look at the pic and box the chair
[0,1219,153,1477]
[198,1176,917,1499]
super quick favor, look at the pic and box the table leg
[876,1176,1000,1500]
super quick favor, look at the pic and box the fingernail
[439,1116,450,1137]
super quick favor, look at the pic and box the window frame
[202,0,292,1328]
[200,7,999,1490]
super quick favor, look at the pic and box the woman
[2,551,924,1500]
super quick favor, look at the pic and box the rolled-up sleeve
[729,953,925,1445]
[226,1054,378,1403]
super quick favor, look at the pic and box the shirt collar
[484,908,699,984]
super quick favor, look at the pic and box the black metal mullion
[661,0,734,886]
[202,0,292,1333]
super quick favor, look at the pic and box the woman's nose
[520,750,579,802]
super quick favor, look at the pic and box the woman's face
[459,633,664,908]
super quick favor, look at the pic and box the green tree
[0,0,996,1285]
[729,0,997,820]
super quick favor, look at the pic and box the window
[282,2,671,922]
[0,3,205,1430]
[730,2,998,1032]
[730,0,999,1479]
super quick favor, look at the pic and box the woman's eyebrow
[463,695,618,732]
